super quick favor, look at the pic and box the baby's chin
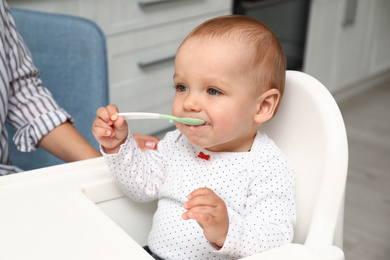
[185,137,224,152]
[182,133,210,149]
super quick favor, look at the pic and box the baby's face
[172,37,261,152]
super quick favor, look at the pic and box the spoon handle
[118,112,205,126]
[118,112,160,120]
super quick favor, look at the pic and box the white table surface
[0,157,153,260]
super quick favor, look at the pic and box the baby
[93,15,296,260]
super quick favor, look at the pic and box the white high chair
[241,70,348,259]
[102,70,348,260]
[0,71,348,259]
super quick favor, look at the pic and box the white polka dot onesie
[103,129,296,259]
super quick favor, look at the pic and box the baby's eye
[175,84,187,92]
[207,88,222,96]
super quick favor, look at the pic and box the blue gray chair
[7,8,109,171]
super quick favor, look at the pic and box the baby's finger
[187,187,215,200]
[184,194,218,210]
[113,115,127,131]
[183,206,217,221]
[106,104,119,121]
[94,125,114,139]
[96,107,111,123]
[92,118,113,139]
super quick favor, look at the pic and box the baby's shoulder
[158,129,190,151]
[160,129,184,145]
[251,132,291,166]
[248,134,294,182]
[253,132,283,156]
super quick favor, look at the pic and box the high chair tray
[0,158,154,260]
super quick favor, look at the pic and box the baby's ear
[253,89,280,124]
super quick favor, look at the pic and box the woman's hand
[132,133,160,151]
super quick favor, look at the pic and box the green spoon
[118,112,205,126]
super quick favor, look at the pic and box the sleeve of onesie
[215,155,296,259]
[103,131,177,202]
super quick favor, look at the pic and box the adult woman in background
[0,0,158,175]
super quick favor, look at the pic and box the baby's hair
[180,15,286,111]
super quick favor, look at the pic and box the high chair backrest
[7,8,109,171]
[261,71,348,248]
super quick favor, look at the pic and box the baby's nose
[183,94,202,112]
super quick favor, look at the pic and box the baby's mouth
[186,122,208,127]
[176,117,205,126]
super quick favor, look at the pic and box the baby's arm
[182,187,229,248]
[92,104,129,154]
[103,130,177,203]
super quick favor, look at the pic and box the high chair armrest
[239,244,345,260]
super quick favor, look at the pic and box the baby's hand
[92,104,128,154]
[182,187,229,248]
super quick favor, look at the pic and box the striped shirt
[0,0,71,175]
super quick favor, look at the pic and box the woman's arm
[38,122,101,162]
[39,122,160,162]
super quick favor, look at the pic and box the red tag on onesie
[197,152,210,160]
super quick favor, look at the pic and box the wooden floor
[338,81,390,260]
